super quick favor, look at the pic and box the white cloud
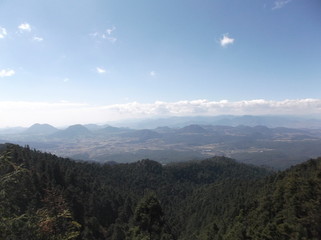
[150,71,156,77]
[89,32,99,38]
[18,23,32,32]
[272,0,292,9]
[106,26,116,35]
[33,36,43,42]
[91,26,117,43]
[0,69,15,78]
[0,27,7,39]
[102,34,117,43]
[107,37,117,43]
[220,34,235,47]
[1,99,321,127]
[96,67,106,74]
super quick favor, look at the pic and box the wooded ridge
[1,143,321,239]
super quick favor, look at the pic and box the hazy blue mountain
[0,127,27,135]
[154,126,173,133]
[99,125,132,134]
[178,124,208,134]
[23,123,59,135]
[83,124,105,131]
[52,124,93,139]
[1,120,321,169]
[111,115,321,129]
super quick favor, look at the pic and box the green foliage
[0,152,38,239]
[129,192,173,240]
[1,143,321,239]
[35,188,81,240]
[218,158,321,240]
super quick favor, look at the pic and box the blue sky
[0,0,321,127]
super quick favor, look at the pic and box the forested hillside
[1,143,321,239]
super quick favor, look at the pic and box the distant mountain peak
[64,124,91,134]
[24,123,58,135]
[180,124,207,133]
[66,124,88,130]
[52,124,92,138]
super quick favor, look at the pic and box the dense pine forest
[1,143,321,240]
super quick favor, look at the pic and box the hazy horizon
[1,110,321,129]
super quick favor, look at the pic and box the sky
[0,0,321,127]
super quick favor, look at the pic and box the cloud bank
[0,69,15,78]
[1,99,321,127]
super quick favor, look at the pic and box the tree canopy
[1,143,320,239]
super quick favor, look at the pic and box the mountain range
[1,116,321,169]
[2,115,321,134]
[109,115,321,129]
